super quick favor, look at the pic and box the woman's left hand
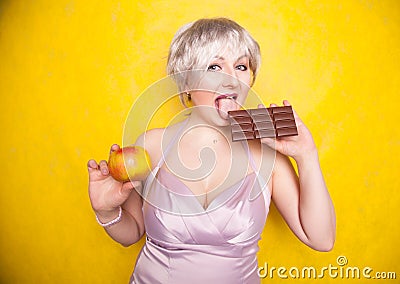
[260,100,317,161]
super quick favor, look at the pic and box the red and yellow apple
[108,146,151,182]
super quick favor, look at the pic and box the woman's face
[186,52,252,126]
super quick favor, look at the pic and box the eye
[236,64,248,71]
[207,64,222,71]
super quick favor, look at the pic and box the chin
[212,115,230,127]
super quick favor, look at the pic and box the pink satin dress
[130,126,271,284]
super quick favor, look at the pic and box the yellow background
[1,0,399,283]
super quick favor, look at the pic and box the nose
[221,69,239,89]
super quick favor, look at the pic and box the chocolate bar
[228,106,298,142]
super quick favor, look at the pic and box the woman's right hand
[87,144,140,221]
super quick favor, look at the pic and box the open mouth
[215,94,239,120]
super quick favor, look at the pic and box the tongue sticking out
[216,98,238,120]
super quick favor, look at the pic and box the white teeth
[224,95,236,100]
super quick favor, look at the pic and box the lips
[215,94,239,120]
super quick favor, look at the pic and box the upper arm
[123,186,145,239]
[122,128,164,239]
[270,153,311,246]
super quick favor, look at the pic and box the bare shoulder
[135,128,164,149]
[134,128,165,170]
[134,120,186,170]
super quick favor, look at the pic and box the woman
[87,18,336,284]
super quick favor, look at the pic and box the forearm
[96,207,144,247]
[296,150,336,251]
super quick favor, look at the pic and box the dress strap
[242,141,258,173]
[142,119,189,199]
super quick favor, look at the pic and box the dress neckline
[157,167,257,211]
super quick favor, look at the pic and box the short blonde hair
[167,18,261,86]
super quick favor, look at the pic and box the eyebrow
[213,55,248,61]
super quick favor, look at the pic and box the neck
[185,109,231,138]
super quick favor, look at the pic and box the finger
[117,181,137,203]
[87,160,102,181]
[282,100,301,121]
[258,103,265,109]
[292,108,300,120]
[110,144,120,154]
[98,160,109,175]
[87,159,99,169]
[260,137,276,150]
[270,103,278,107]
[87,160,100,176]
[287,103,301,121]
[121,181,137,194]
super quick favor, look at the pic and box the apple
[108,146,151,182]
